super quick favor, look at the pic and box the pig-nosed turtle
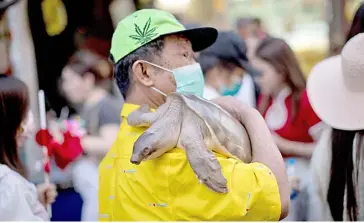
[127,92,252,193]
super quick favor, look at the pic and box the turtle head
[130,146,155,165]
[130,132,158,165]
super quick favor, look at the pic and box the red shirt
[259,88,321,143]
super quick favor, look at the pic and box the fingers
[37,183,58,206]
[48,121,64,143]
[45,186,58,204]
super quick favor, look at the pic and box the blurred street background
[1,0,363,220]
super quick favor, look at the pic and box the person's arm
[213,96,290,220]
[81,124,120,156]
[82,98,122,156]
[0,176,48,221]
[272,134,315,159]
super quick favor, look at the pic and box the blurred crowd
[1,0,364,221]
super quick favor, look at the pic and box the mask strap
[151,87,167,97]
[139,60,173,73]
[139,60,169,97]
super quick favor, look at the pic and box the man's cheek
[169,74,177,87]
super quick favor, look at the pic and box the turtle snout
[130,155,142,165]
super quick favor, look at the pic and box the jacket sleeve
[0,174,48,221]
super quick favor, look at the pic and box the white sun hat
[307,33,364,131]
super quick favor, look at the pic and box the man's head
[110,9,217,107]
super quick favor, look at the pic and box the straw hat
[307,33,364,131]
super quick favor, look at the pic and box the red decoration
[35,129,84,170]
[44,161,51,173]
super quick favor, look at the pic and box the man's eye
[183,53,188,58]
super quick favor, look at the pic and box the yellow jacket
[98,103,281,221]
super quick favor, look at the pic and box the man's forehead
[163,35,193,53]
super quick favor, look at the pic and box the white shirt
[234,74,256,108]
[203,85,221,100]
[0,165,48,221]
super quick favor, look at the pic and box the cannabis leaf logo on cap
[129,17,158,45]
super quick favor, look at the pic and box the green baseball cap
[110,9,218,63]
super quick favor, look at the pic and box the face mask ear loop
[138,60,173,73]
[151,87,167,97]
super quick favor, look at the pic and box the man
[99,9,289,221]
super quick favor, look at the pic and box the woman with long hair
[253,37,323,220]
[307,33,364,221]
[0,75,57,220]
[254,37,322,158]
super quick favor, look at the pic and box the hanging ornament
[41,0,68,36]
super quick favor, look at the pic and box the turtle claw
[202,177,228,193]
[198,158,228,193]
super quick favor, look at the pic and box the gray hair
[111,37,165,98]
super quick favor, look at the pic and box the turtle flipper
[127,103,168,127]
[130,98,183,164]
[181,133,228,193]
[179,108,228,194]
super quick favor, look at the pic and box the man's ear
[132,61,154,87]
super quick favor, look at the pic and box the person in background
[198,31,260,107]
[0,75,57,220]
[250,17,268,40]
[236,17,253,40]
[51,49,122,221]
[0,0,19,76]
[198,54,221,99]
[252,37,323,220]
[99,9,289,221]
[306,33,364,221]
[345,3,364,43]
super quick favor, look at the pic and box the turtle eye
[143,147,153,156]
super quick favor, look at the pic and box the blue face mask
[142,61,205,97]
[221,79,242,96]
